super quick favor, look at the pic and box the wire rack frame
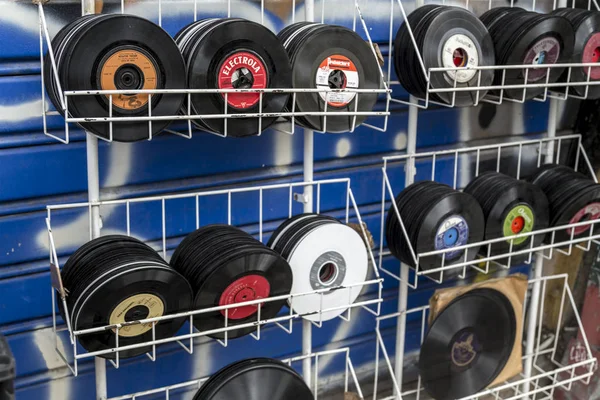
[377,0,600,109]
[37,0,392,144]
[46,178,383,376]
[378,134,600,289]
[106,347,364,400]
[372,274,598,400]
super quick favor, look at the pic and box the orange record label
[100,49,158,111]
[315,55,359,107]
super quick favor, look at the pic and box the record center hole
[124,305,150,322]
[231,67,254,89]
[453,48,468,68]
[319,262,338,285]
[328,69,347,90]
[511,216,525,234]
[115,65,144,91]
[443,227,460,246]
[593,47,600,63]
[533,51,547,65]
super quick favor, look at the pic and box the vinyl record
[552,8,600,99]
[394,6,495,106]
[170,225,293,339]
[175,18,292,137]
[386,181,485,273]
[480,8,574,100]
[61,235,193,359]
[269,214,368,321]
[419,288,516,400]
[45,14,186,141]
[464,172,550,261]
[529,164,600,243]
[193,358,313,400]
[279,22,380,132]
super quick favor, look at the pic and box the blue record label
[435,215,469,260]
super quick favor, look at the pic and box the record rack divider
[385,0,600,108]
[35,0,389,398]
[36,0,392,144]
[46,179,384,396]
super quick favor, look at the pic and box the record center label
[503,204,534,245]
[568,202,600,235]
[442,34,479,83]
[316,55,359,107]
[450,329,482,368]
[218,51,267,109]
[109,293,165,337]
[582,33,600,80]
[219,275,270,320]
[309,251,346,290]
[523,37,560,82]
[435,215,469,260]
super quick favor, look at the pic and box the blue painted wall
[0,0,558,399]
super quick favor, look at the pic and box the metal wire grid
[106,347,364,399]
[378,134,600,289]
[380,0,600,109]
[46,178,383,376]
[37,0,392,144]
[372,274,598,400]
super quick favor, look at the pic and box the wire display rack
[378,134,600,289]
[46,178,383,376]
[373,274,598,400]
[375,0,600,108]
[37,0,392,144]
[106,347,364,400]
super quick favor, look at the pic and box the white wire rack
[378,134,600,289]
[37,0,391,144]
[377,0,600,108]
[372,274,598,400]
[106,347,364,399]
[46,178,383,376]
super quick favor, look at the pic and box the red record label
[219,274,270,320]
[568,202,600,235]
[582,33,600,80]
[218,52,267,109]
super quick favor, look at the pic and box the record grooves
[45,14,186,141]
[278,22,380,132]
[175,18,292,137]
[268,214,368,322]
[170,225,293,339]
[193,358,313,400]
[61,235,193,359]
[419,288,516,400]
[386,181,485,273]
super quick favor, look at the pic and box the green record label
[503,204,534,245]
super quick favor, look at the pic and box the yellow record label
[108,293,164,337]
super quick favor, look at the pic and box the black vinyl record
[61,235,193,359]
[394,6,495,106]
[279,22,380,132]
[175,18,292,137]
[386,181,485,273]
[193,358,313,400]
[419,288,516,400]
[529,164,600,243]
[553,8,600,99]
[170,225,293,339]
[464,172,550,261]
[480,8,575,100]
[45,14,186,141]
